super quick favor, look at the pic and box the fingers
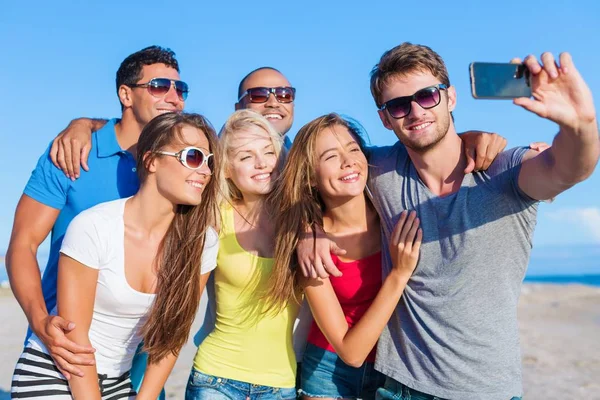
[398,212,417,246]
[510,57,522,64]
[474,140,489,171]
[80,145,91,172]
[391,211,408,248]
[48,317,95,354]
[56,142,68,177]
[481,134,507,171]
[523,54,543,75]
[50,138,60,168]
[402,216,420,254]
[71,140,82,179]
[529,141,551,152]
[540,52,559,79]
[63,139,75,181]
[330,241,347,256]
[412,227,423,255]
[558,52,573,75]
[51,352,84,379]
[464,147,476,174]
[513,96,547,117]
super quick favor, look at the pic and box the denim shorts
[375,376,523,400]
[185,369,297,400]
[300,343,385,399]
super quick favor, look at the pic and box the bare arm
[6,195,95,379]
[58,254,101,399]
[136,272,212,399]
[50,118,108,180]
[304,211,421,367]
[517,52,599,200]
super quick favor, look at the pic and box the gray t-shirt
[368,143,538,400]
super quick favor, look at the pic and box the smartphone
[469,62,531,99]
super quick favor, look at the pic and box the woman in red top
[264,113,422,400]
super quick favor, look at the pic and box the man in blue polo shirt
[5,45,186,396]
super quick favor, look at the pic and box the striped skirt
[12,346,137,399]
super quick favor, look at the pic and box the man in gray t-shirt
[303,43,599,399]
[365,43,599,400]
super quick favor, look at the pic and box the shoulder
[70,198,127,229]
[486,146,531,177]
[365,142,406,163]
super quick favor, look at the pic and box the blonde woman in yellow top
[185,110,298,400]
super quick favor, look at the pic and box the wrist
[387,269,411,287]
[28,307,49,337]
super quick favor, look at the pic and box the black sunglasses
[379,84,448,119]
[129,78,189,101]
[238,86,296,104]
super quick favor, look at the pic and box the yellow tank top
[193,204,298,388]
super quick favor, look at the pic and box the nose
[341,151,357,169]
[255,154,267,169]
[164,83,183,107]
[195,161,212,177]
[264,92,279,107]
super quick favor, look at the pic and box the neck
[234,193,267,223]
[406,128,468,197]
[322,193,373,233]
[127,183,176,238]
[114,110,144,157]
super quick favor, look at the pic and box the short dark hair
[116,46,180,108]
[237,66,282,99]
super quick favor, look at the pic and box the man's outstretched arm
[517,52,599,200]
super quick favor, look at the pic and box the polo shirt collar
[97,119,123,158]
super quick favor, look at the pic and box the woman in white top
[11,112,221,399]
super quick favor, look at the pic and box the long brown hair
[135,112,221,363]
[263,113,368,314]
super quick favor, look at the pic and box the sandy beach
[1,284,599,399]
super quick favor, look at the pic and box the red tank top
[306,251,382,362]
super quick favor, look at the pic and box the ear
[223,164,231,179]
[447,85,457,112]
[377,109,393,131]
[119,85,133,109]
[144,151,158,173]
[234,102,242,111]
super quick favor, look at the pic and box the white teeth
[188,181,204,188]
[253,173,271,180]
[341,173,358,181]
[411,122,431,130]
[264,114,283,120]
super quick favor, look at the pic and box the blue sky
[0,0,599,274]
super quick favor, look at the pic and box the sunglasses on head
[238,86,296,104]
[129,78,189,101]
[379,84,448,119]
[157,146,213,172]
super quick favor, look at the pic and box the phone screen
[470,62,531,99]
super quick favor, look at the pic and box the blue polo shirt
[24,119,139,328]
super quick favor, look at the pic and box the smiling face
[121,63,185,126]
[377,70,456,153]
[236,68,294,136]
[313,124,368,201]
[153,124,212,206]
[225,125,280,199]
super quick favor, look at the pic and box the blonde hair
[217,110,284,206]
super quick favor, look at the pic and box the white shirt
[30,197,218,376]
